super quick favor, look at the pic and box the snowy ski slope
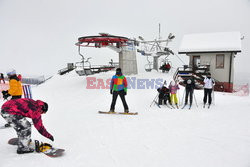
[0,71,250,167]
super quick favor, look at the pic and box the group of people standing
[157,73,215,109]
[109,68,216,111]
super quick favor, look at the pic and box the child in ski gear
[169,80,180,106]
[203,73,215,106]
[183,76,195,106]
[157,86,170,105]
[1,98,54,154]
[110,68,129,113]
[4,69,23,99]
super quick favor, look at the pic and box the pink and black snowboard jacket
[1,98,52,139]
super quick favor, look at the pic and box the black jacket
[183,78,195,90]
[157,86,170,99]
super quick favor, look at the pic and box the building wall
[188,52,235,83]
[119,42,138,75]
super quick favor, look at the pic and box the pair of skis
[180,103,211,110]
[153,100,179,109]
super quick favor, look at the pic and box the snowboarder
[169,80,180,108]
[183,75,195,108]
[110,68,129,113]
[203,73,215,107]
[1,98,54,154]
[157,85,171,105]
[0,73,5,84]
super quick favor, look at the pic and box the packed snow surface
[1,71,250,167]
[179,32,242,53]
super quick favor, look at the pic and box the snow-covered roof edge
[178,32,242,54]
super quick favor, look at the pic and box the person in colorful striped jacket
[1,98,54,154]
[109,68,129,113]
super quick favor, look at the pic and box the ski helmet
[171,81,176,86]
[6,69,16,77]
[41,102,48,113]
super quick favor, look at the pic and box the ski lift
[75,45,94,76]
[144,56,153,72]
[75,57,93,76]
[159,57,172,73]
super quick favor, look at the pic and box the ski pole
[212,87,215,105]
[177,89,180,106]
[150,93,159,107]
[193,90,198,108]
[150,80,167,107]
[181,88,186,106]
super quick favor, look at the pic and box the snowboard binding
[35,140,52,153]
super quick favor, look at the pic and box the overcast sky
[0,0,249,76]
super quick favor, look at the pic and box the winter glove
[2,90,10,100]
[124,91,127,96]
[49,136,54,142]
[110,89,113,94]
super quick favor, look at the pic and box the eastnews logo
[86,77,164,89]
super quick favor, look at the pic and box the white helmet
[171,80,176,86]
[6,69,16,76]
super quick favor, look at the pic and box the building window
[216,54,224,69]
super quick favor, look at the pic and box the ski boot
[124,109,129,113]
[109,109,115,113]
[4,123,11,127]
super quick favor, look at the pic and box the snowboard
[8,138,65,157]
[98,111,138,115]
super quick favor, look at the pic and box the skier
[169,80,180,108]
[203,73,215,108]
[157,85,170,105]
[1,98,54,154]
[110,68,129,113]
[183,75,195,108]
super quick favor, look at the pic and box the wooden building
[176,32,242,92]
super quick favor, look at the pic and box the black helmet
[41,102,48,113]
[116,68,122,72]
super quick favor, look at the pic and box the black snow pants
[110,90,129,110]
[203,88,212,105]
[185,88,194,105]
